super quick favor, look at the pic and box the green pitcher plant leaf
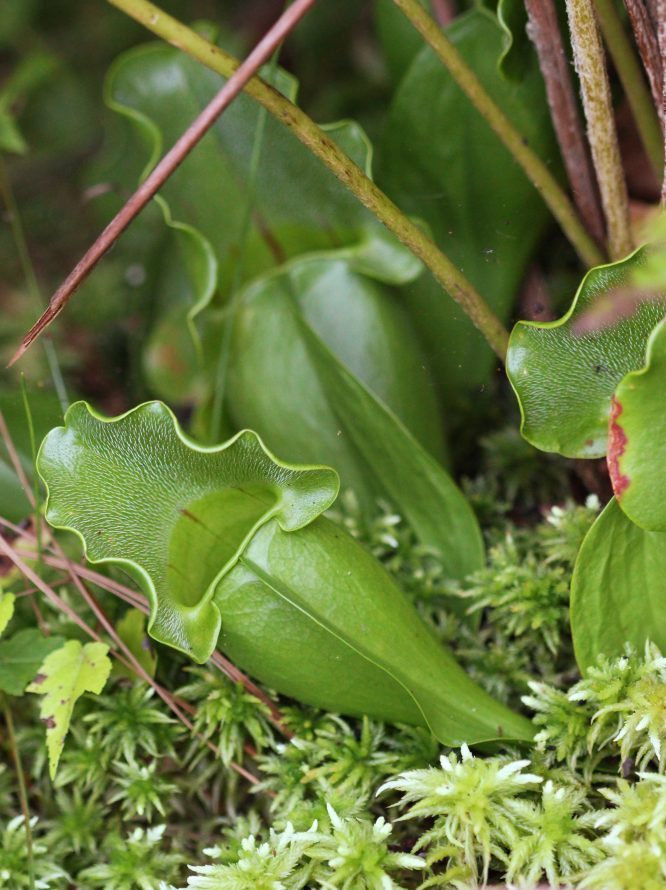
[218,518,533,744]
[37,401,339,663]
[496,0,533,81]
[608,318,666,530]
[36,402,525,744]
[571,498,666,672]
[379,8,556,403]
[507,248,666,458]
[228,256,482,580]
[104,41,422,408]
[106,44,421,296]
[293,313,484,581]
[228,255,448,494]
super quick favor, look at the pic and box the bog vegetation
[1,0,666,887]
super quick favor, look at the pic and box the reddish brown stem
[658,0,666,201]
[8,0,316,367]
[431,0,455,26]
[624,0,664,127]
[526,0,607,247]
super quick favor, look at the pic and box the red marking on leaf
[33,673,47,685]
[607,395,630,498]
[42,715,56,729]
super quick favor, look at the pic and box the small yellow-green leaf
[0,592,15,636]
[115,608,157,680]
[27,640,111,778]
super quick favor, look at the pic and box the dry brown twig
[0,407,293,781]
[8,0,317,367]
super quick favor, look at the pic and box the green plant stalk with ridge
[104,0,510,359]
[391,0,605,268]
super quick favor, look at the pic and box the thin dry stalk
[0,409,288,733]
[566,0,634,258]
[658,0,666,200]
[624,0,664,127]
[9,0,317,366]
[525,0,606,247]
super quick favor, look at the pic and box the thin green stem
[0,157,68,411]
[593,0,663,178]
[106,0,510,357]
[392,0,604,267]
[2,695,35,890]
[566,0,634,259]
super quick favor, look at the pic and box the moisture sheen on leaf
[507,248,666,458]
[379,9,555,399]
[37,401,339,662]
[609,318,666,530]
[27,640,111,778]
[571,498,666,672]
[216,517,533,744]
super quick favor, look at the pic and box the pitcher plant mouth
[37,400,339,662]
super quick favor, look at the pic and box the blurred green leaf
[0,628,63,696]
[115,608,157,679]
[0,593,15,637]
[228,254,447,495]
[0,387,63,523]
[571,498,666,671]
[106,44,415,294]
[378,9,556,401]
[496,0,532,81]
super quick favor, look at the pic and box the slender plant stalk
[624,0,664,129]
[0,158,68,410]
[2,697,35,890]
[98,0,598,357]
[566,0,634,259]
[8,0,318,367]
[391,0,604,267]
[658,0,666,201]
[20,376,43,571]
[593,0,663,177]
[9,0,514,366]
[525,0,606,248]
